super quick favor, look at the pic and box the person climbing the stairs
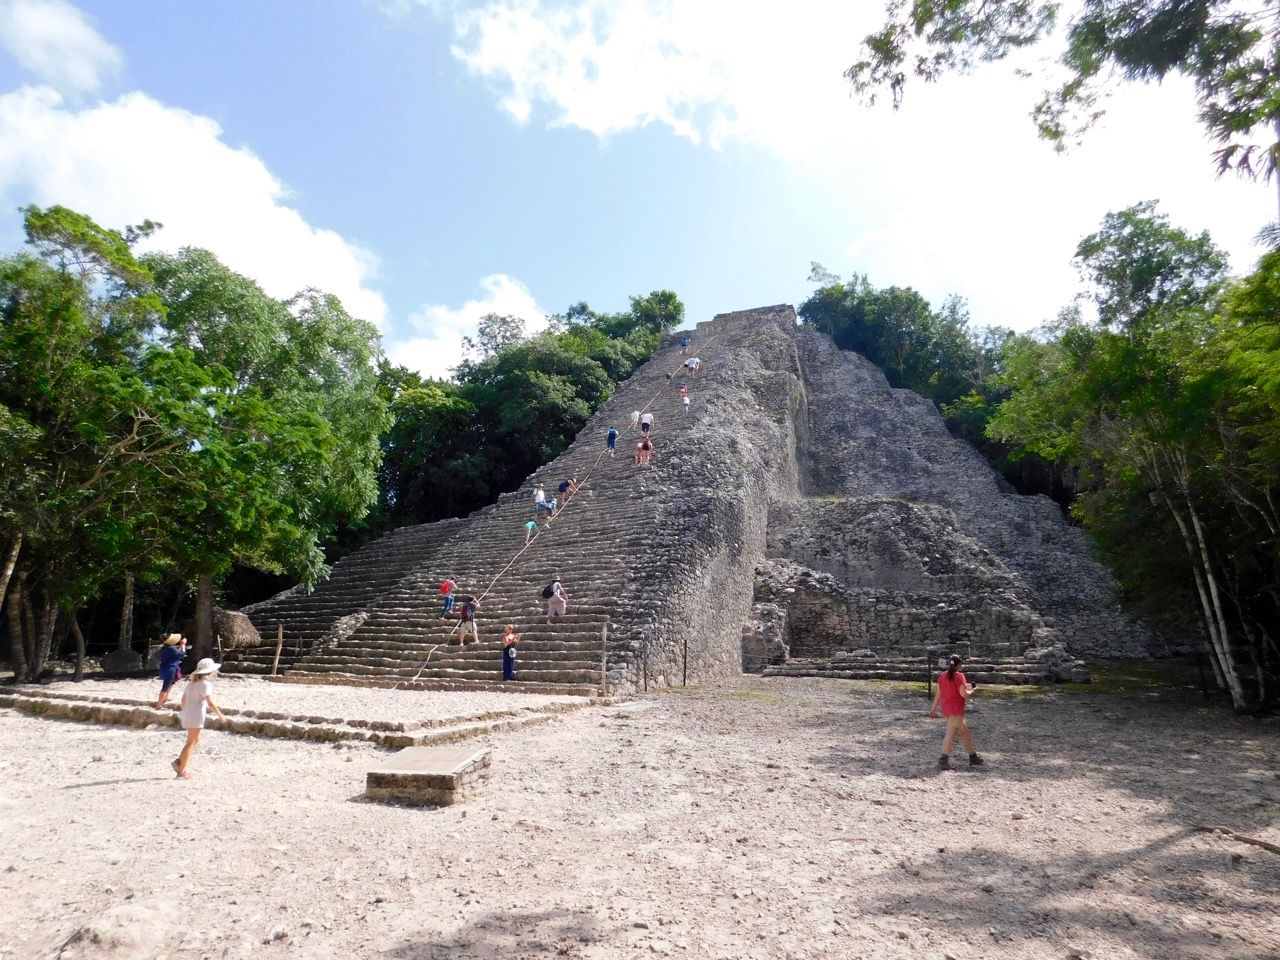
[544,579,569,623]
[533,484,546,511]
[635,436,653,465]
[524,518,538,544]
[682,395,690,415]
[930,654,984,770]
[456,596,480,645]
[439,576,458,618]
[640,412,654,435]
[630,410,641,431]
[558,477,578,499]
[502,624,520,680]
[607,426,619,458]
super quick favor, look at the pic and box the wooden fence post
[600,620,608,697]
[270,624,283,677]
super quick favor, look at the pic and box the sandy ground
[1,675,1277,960]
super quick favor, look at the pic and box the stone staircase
[228,304,1151,695]
[232,332,721,695]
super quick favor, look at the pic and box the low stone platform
[366,746,491,806]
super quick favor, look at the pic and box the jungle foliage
[802,202,1280,711]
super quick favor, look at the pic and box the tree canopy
[846,0,1280,186]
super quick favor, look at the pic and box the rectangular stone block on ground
[365,746,491,807]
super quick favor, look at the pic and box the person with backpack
[543,580,568,623]
[607,426,619,458]
[456,596,480,644]
[501,624,520,681]
[439,577,459,618]
[929,654,984,770]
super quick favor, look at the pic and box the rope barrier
[397,332,722,687]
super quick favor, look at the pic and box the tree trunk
[194,572,215,660]
[118,571,135,652]
[1157,490,1228,690]
[5,576,25,684]
[0,535,20,623]
[32,593,57,680]
[20,579,36,679]
[70,611,86,682]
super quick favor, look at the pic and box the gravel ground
[1,675,1277,960]
[17,676,589,725]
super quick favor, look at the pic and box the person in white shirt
[630,410,641,430]
[172,658,224,780]
[640,412,654,435]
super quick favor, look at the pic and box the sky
[0,0,1271,379]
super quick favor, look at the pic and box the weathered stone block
[365,746,491,807]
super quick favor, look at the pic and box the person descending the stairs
[502,624,520,680]
[640,411,654,435]
[930,655,984,770]
[439,576,460,618]
[524,518,538,544]
[681,334,690,355]
[607,426,619,458]
[457,596,480,645]
[682,395,690,415]
[533,484,546,510]
[630,410,641,431]
[543,579,569,623]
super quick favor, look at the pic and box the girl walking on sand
[929,654,984,770]
[173,658,225,780]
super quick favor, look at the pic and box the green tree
[846,1,1280,197]
[144,249,389,657]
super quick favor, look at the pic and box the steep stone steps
[763,658,1051,685]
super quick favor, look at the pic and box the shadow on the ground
[384,907,608,959]
[62,776,171,789]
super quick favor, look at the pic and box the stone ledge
[366,746,491,807]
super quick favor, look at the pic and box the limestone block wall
[792,327,1154,659]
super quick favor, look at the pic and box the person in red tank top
[929,654,985,770]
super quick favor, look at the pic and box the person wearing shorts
[640,412,654,435]
[630,411,641,430]
[930,654,984,770]
[457,597,480,644]
[172,657,224,780]
[607,427,618,457]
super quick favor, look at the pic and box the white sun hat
[191,658,221,677]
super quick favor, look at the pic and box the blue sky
[0,0,1272,378]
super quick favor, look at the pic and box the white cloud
[0,85,389,328]
[0,0,122,93]
[388,273,545,380]
[442,0,1271,330]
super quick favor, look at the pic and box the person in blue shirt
[607,426,619,458]
[155,633,187,709]
[681,335,691,355]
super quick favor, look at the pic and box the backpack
[541,583,556,599]
[439,580,452,595]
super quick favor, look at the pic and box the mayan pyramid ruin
[228,305,1153,693]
